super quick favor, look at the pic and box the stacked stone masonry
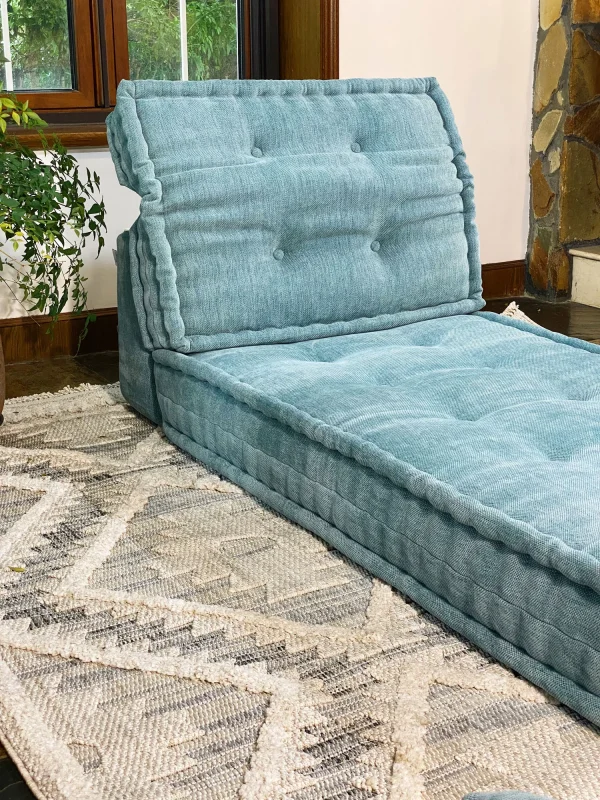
[528,0,600,296]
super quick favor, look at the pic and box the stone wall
[528,0,600,297]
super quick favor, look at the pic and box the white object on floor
[570,245,600,308]
[500,301,539,326]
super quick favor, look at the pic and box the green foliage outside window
[2,0,237,90]
[127,0,237,81]
[2,0,72,90]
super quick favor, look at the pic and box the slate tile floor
[0,750,30,800]
[1,297,600,798]
[5,351,119,400]
[485,297,600,344]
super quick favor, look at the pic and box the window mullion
[96,0,112,106]
[179,0,188,81]
[0,0,14,90]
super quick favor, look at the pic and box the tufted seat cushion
[107,78,482,353]
[153,312,600,725]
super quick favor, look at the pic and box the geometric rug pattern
[0,383,598,800]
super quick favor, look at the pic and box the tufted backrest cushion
[107,79,483,353]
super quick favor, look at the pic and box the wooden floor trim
[482,259,526,300]
[0,307,118,364]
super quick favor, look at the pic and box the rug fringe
[500,301,540,326]
[3,383,124,425]
[5,382,120,408]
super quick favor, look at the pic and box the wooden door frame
[321,0,339,79]
[279,0,338,80]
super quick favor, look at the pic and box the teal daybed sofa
[107,78,600,729]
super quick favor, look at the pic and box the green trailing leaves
[0,92,106,345]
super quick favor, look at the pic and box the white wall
[0,149,138,318]
[73,150,140,310]
[340,0,538,264]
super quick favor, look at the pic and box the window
[0,0,279,144]
[126,0,238,81]
[2,0,73,89]
[1,0,97,110]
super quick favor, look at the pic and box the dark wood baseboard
[0,308,118,364]
[482,259,526,300]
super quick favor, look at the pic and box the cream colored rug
[500,302,541,326]
[0,308,598,800]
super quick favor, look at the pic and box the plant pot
[0,335,4,425]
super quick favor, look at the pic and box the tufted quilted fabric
[153,312,600,725]
[463,794,556,800]
[107,79,483,352]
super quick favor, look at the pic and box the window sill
[10,122,108,149]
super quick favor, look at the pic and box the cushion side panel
[152,338,600,596]
[158,415,600,729]
[429,83,481,303]
[108,81,188,351]
[115,231,162,424]
[154,364,600,703]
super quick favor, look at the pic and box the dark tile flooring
[5,351,119,400]
[2,296,600,798]
[0,749,30,800]
[485,297,600,344]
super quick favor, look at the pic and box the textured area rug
[0,349,599,799]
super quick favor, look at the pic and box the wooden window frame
[8,0,341,148]
[7,0,98,110]
[9,0,281,148]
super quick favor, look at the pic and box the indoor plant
[0,77,106,421]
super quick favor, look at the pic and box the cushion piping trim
[121,76,438,99]
[152,314,600,595]
[162,420,600,728]
[158,389,600,663]
[427,82,481,301]
[183,297,484,352]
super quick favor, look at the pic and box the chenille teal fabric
[115,229,162,424]
[107,79,483,352]
[153,312,600,726]
[464,794,555,800]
